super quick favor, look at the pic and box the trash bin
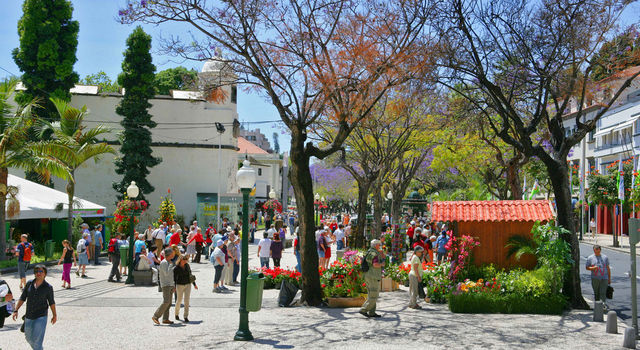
[246,272,265,312]
[44,240,55,260]
[119,246,129,267]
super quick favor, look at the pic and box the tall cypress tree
[12,0,79,184]
[113,26,161,201]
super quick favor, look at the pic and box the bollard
[623,327,636,349]
[594,301,604,322]
[606,311,618,333]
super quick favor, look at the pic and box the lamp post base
[234,329,254,341]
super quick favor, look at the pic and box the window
[258,168,262,176]
[231,85,237,104]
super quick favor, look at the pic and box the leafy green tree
[0,79,73,260]
[587,160,633,247]
[80,71,120,93]
[112,26,161,201]
[12,0,79,120]
[154,66,197,95]
[47,98,115,241]
[591,29,640,81]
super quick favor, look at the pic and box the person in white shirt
[408,246,425,309]
[257,232,272,268]
[334,224,346,250]
[266,225,277,239]
[153,225,166,250]
[0,279,14,328]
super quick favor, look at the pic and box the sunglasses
[34,270,45,274]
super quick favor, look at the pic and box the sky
[0,0,290,152]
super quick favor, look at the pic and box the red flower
[321,284,326,288]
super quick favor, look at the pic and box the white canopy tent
[7,174,106,220]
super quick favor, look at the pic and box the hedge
[448,292,567,315]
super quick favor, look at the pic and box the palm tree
[0,79,73,260]
[48,98,115,242]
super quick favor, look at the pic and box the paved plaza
[0,235,632,350]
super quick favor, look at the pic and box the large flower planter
[327,296,366,308]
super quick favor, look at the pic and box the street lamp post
[215,122,226,233]
[124,181,140,285]
[314,193,320,226]
[235,160,257,341]
[320,196,325,223]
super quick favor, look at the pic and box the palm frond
[75,143,116,164]
[505,234,537,261]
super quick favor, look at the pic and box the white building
[237,137,283,201]
[239,128,274,153]
[13,58,247,227]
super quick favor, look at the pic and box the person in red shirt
[329,220,338,233]
[170,229,182,247]
[188,228,206,263]
[407,221,416,248]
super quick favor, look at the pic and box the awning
[7,174,106,220]
[594,119,635,138]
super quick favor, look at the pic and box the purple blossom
[140,0,147,7]
[449,167,459,175]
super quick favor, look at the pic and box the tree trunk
[0,167,7,261]
[372,182,383,237]
[353,182,371,249]
[506,162,522,200]
[288,134,323,306]
[545,159,589,309]
[66,170,75,242]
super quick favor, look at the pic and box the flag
[528,180,540,200]
[522,175,527,200]
[617,156,625,203]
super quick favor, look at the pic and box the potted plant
[321,260,367,307]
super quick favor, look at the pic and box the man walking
[360,239,385,318]
[586,245,611,307]
[335,224,346,250]
[93,225,103,265]
[153,248,176,325]
[108,233,123,283]
[15,234,33,290]
[153,224,166,251]
[12,265,56,350]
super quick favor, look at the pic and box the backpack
[361,251,370,272]
[108,238,118,254]
[21,243,32,262]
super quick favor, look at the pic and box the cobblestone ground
[0,235,631,350]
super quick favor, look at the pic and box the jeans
[260,257,270,268]
[175,284,191,318]
[337,240,344,250]
[24,315,47,350]
[94,245,101,264]
[295,250,301,272]
[109,254,121,281]
[233,260,239,282]
[592,278,608,304]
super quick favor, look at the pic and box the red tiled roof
[237,137,269,155]
[431,200,555,222]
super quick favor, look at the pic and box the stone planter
[327,296,366,308]
[380,277,400,292]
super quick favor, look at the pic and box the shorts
[78,252,89,265]
[318,250,325,258]
[18,260,29,278]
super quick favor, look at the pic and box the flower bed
[320,260,366,299]
[251,267,301,289]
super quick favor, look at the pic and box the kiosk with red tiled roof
[431,200,556,268]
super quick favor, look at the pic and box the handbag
[606,285,614,299]
[189,274,196,284]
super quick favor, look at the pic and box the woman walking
[408,246,425,309]
[271,233,284,268]
[76,233,90,278]
[57,240,76,289]
[211,240,225,293]
[185,228,197,261]
[174,255,197,322]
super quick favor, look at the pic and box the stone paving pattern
[0,231,631,350]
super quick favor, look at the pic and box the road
[579,242,640,327]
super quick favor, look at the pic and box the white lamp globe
[269,189,277,199]
[315,193,320,201]
[236,160,257,189]
[321,196,325,202]
[127,181,139,199]
[387,191,393,200]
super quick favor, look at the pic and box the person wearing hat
[211,240,226,293]
[76,232,90,278]
[360,239,385,318]
[409,246,425,309]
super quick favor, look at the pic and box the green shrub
[448,292,567,314]
[466,264,502,281]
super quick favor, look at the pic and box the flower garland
[262,199,283,213]
[158,189,176,226]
